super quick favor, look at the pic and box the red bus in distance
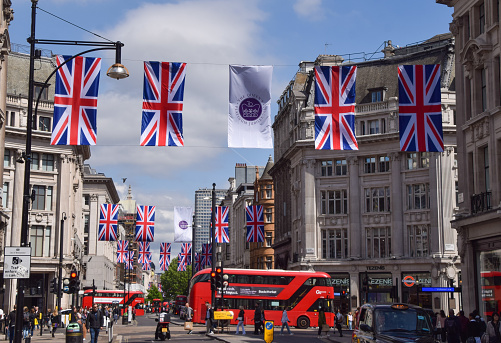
[188,268,335,328]
[82,289,145,316]
[482,271,501,318]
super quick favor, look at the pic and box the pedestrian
[29,307,36,337]
[486,312,501,343]
[467,312,481,343]
[77,307,87,342]
[336,309,343,337]
[205,302,214,335]
[51,308,59,338]
[86,303,104,343]
[22,307,31,341]
[235,306,245,335]
[445,309,462,343]
[113,308,118,325]
[317,306,328,338]
[439,310,448,342]
[184,302,193,334]
[348,312,353,330]
[458,310,470,343]
[253,303,262,335]
[280,306,293,336]
[8,305,16,343]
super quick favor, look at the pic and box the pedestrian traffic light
[68,270,79,294]
[50,278,58,294]
[215,267,223,289]
[210,270,217,291]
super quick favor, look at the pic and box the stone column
[348,156,361,258]
[303,159,317,260]
[390,152,404,258]
[89,194,99,256]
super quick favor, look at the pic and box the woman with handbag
[485,312,501,343]
[51,309,59,338]
[235,306,245,335]
[280,307,293,336]
[317,307,328,338]
[184,303,193,335]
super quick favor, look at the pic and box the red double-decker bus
[82,290,145,316]
[188,268,335,328]
[482,271,501,318]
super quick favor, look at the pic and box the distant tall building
[193,188,226,253]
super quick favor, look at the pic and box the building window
[4,149,10,168]
[38,116,51,132]
[30,225,51,257]
[371,90,383,102]
[406,152,430,170]
[30,152,39,170]
[379,156,390,172]
[368,119,379,134]
[407,184,430,210]
[84,195,90,206]
[481,68,487,112]
[366,227,391,258]
[321,190,348,215]
[263,184,272,199]
[479,2,485,35]
[335,159,347,175]
[265,231,273,247]
[364,157,376,173]
[32,185,53,211]
[42,154,54,171]
[322,228,348,259]
[360,121,366,136]
[484,146,490,191]
[84,214,90,234]
[265,208,272,223]
[364,156,390,173]
[266,256,273,270]
[3,182,9,208]
[365,187,390,213]
[408,225,429,257]
[321,160,333,176]
[9,111,15,127]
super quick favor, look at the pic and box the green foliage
[160,257,192,300]
[146,284,163,302]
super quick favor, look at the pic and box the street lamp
[14,2,129,342]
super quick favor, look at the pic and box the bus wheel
[296,316,310,329]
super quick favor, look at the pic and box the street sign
[3,247,31,279]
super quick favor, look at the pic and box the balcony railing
[471,192,491,214]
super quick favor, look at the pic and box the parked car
[352,303,435,343]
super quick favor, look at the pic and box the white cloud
[293,0,325,20]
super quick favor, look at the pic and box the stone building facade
[270,34,458,313]
[438,0,501,317]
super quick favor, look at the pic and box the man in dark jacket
[254,303,262,335]
[86,304,104,343]
[7,306,15,343]
[204,302,214,335]
[444,309,461,343]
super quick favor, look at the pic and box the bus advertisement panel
[82,290,145,316]
[188,268,335,329]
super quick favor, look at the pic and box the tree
[160,257,192,300]
[146,284,163,303]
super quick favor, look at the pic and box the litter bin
[66,322,83,343]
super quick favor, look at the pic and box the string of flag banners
[50,55,444,152]
[100,203,266,273]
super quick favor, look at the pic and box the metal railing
[471,192,492,214]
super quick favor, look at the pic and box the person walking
[438,310,447,342]
[7,306,16,343]
[445,309,462,343]
[486,312,501,343]
[335,309,343,337]
[253,303,262,335]
[458,310,470,343]
[467,312,481,343]
[348,312,353,330]
[235,306,245,335]
[22,307,31,342]
[51,308,59,338]
[205,302,214,335]
[280,307,293,336]
[317,306,328,338]
[185,302,193,334]
[86,304,104,343]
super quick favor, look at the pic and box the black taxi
[352,303,435,343]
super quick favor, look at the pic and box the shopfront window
[401,272,432,309]
[479,249,501,319]
[361,272,393,304]
[330,273,350,314]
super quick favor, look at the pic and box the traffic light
[222,273,229,291]
[210,270,217,291]
[62,278,70,293]
[50,278,58,294]
[68,270,79,294]
[215,267,223,289]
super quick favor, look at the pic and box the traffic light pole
[57,213,67,312]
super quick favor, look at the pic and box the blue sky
[9,0,453,264]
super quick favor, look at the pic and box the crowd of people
[4,304,118,343]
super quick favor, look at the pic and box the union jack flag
[201,243,212,267]
[142,262,151,271]
[117,240,129,263]
[125,251,134,270]
[314,65,358,150]
[138,242,151,264]
[398,64,443,152]
[141,61,186,146]
[51,55,101,145]
[159,243,171,271]
[98,204,119,241]
[214,206,229,243]
[177,258,187,271]
[180,243,191,266]
[246,205,264,242]
[194,252,200,272]
[158,283,162,293]
[135,205,155,242]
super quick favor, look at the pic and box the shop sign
[367,266,385,271]
[402,275,432,287]
[369,278,392,286]
[332,278,349,286]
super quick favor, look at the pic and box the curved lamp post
[14,1,129,342]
